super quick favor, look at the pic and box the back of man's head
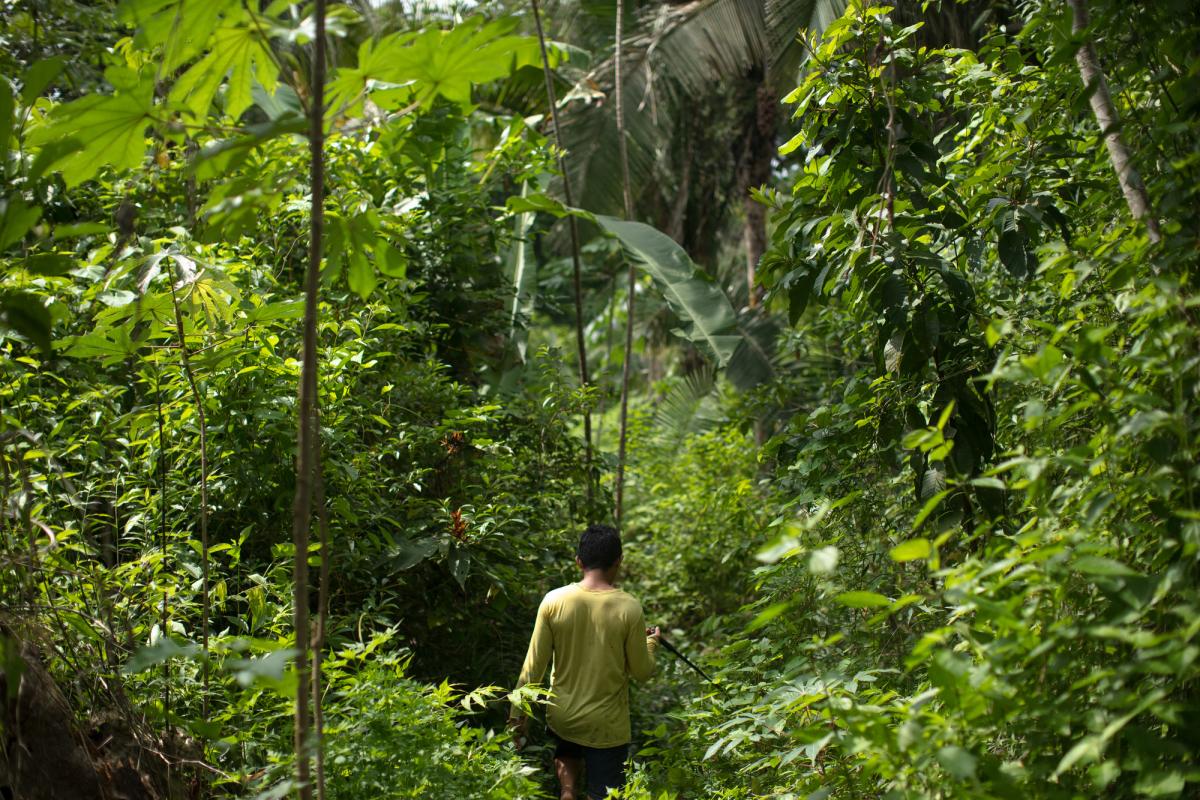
[577,524,622,570]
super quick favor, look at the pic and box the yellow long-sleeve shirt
[516,583,657,748]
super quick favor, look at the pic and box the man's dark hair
[577,524,622,570]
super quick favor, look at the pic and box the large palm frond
[557,0,850,223]
[653,364,726,449]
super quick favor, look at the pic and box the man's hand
[646,626,661,641]
[508,715,529,751]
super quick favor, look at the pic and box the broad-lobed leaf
[170,24,279,120]
[26,76,156,186]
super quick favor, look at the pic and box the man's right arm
[512,597,553,717]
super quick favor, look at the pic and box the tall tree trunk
[530,0,593,506]
[614,0,637,529]
[293,0,327,796]
[169,280,209,717]
[311,421,330,800]
[739,84,776,309]
[154,367,171,787]
[1068,0,1161,243]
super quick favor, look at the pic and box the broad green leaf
[252,82,303,122]
[123,636,200,674]
[121,0,238,72]
[187,719,223,739]
[376,242,407,279]
[25,252,75,276]
[396,17,538,107]
[595,215,740,365]
[229,648,298,697]
[998,229,1026,276]
[1073,555,1141,577]
[392,537,437,571]
[26,79,155,186]
[0,78,13,157]
[746,601,791,632]
[347,251,376,299]
[1057,733,1108,777]
[755,532,800,564]
[835,591,891,608]
[244,300,304,323]
[331,17,539,114]
[937,745,977,780]
[450,549,470,589]
[1133,771,1185,797]
[191,115,306,181]
[506,192,571,217]
[52,222,111,239]
[21,57,67,104]
[63,328,139,364]
[890,538,932,562]
[171,25,279,120]
[0,292,52,353]
[326,30,418,117]
[0,198,42,250]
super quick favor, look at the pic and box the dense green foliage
[1,0,1197,798]
[621,3,1200,799]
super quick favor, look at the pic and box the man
[511,523,660,800]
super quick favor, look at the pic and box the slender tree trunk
[169,281,209,718]
[311,406,331,800]
[293,1,327,796]
[1068,0,1161,243]
[593,275,619,448]
[154,367,171,787]
[667,136,693,244]
[614,0,637,529]
[738,84,776,309]
[530,0,593,505]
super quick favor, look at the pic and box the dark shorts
[550,729,628,800]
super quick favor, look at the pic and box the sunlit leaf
[890,538,932,562]
[170,24,279,120]
[27,77,155,186]
[835,591,890,608]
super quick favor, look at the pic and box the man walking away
[511,523,660,800]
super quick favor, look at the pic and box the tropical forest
[0,0,1197,797]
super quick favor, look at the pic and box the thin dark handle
[656,633,726,693]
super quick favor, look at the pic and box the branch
[1068,0,1161,243]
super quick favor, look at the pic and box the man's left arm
[625,606,659,682]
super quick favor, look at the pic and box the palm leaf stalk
[530,0,594,505]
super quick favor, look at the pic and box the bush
[322,652,540,799]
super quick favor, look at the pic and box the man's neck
[578,569,615,591]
